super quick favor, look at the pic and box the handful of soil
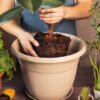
[32,32,71,57]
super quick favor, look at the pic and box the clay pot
[11,32,86,100]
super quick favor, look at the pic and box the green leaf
[41,0,66,8]
[96,24,100,32]
[0,50,15,70]
[96,11,100,18]
[0,31,3,38]
[0,57,11,71]
[10,58,16,72]
[93,68,97,83]
[0,6,23,24]
[94,1,99,7]
[0,50,15,80]
[95,74,100,91]
[89,2,99,12]
[6,70,14,80]
[59,0,66,4]
[91,18,97,27]
[0,68,4,73]
[0,31,15,80]
[0,39,3,50]
[17,0,33,11]
[17,0,42,12]
[0,0,66,24]
[90,56,99,74]
[32,0,43,11]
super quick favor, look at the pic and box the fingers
[27,47,38,57]
[39,6,64,15]
[23,42,38,57]
[40,13,63,24]
[40,17,62,24]
[39,7,64,24]
[40,8,55,14]
[26,37,39,56]
[39,12,62,18]
[30,36,39,47]
[24,48,38,57]
[19,34,39,57]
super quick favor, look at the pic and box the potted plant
[0,0,86,100]
[78,87,94,100]
[0,0,71,57]
[0,31,16,100]
[86,1,100,100]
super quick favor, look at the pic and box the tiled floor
[3,66,94,100]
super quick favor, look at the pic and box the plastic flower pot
[11,32,86,100]
[78,95,94,100]
[94,88,100,99]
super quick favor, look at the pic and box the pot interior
[11,32,86,63]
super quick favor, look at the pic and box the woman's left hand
[39,6,65,24]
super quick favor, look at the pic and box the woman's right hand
[18,32,39,57]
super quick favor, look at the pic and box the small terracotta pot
[11,32,86,100]
[94,88,100,99]
[78,95,94,100]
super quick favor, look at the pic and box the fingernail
[32,54,37,57]
[33,53,38,57]
[35,42,39,46]
[40,10,43,13]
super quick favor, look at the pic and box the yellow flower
[3,88,15,100]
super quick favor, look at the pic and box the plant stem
[48,24,54,36]
[95,74,100,91]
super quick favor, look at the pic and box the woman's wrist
[63,6,70,19]
[16,30,27,40]
[62,6,66,19]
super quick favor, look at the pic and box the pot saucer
[25,87,74,100]
[62,87,74,100]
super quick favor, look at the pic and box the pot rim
[11,32,86,63]
[78,94,94,100]
[94,88,100,92]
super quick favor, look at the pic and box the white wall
[76,18,99,67]
[77,19,95,42]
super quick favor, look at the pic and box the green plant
[0,0,66,39]
[0,0,66,24]
[87,1,100,91]
[0,31,15,92]
[90,55,100,91]
[80,87,90,100]
[87,1,100,51]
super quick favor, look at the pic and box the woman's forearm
[0,0,25,38]
[64,2,93,20]
[0,20,26,38]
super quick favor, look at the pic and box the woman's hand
[18,32,39,56]
[39,6,65,24]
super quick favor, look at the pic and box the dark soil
[0,93,10,100]
[32,32,71,57]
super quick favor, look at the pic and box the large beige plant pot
[11,32,86,100]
